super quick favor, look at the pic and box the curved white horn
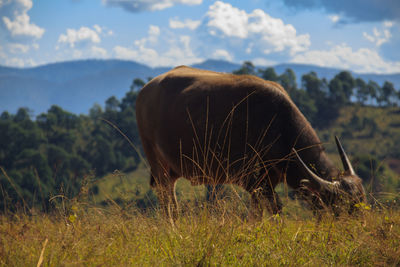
[292,148,336,191]
[335,136,355,175]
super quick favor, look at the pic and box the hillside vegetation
[318,105,400,199]
[1,61,400,211]
[1,61,400,266]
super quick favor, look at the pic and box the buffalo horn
[292,148,336,191]
[335,136,355,175]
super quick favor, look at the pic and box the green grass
[1,199,399,266]
[1,163,399,266]
[1,165,400,266]
[90,162,210,208]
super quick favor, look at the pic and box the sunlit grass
[1,198,399,266]
[1,169,399,267]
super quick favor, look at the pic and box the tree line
[233,61,399,128]
[0,80,144,211]
[0,63,398,210]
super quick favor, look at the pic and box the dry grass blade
[36,238,48,267]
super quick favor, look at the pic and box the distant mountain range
[1,59,399,116]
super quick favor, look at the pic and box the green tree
[329,71,355,105]
[87,135,115,176]
[14,107,32,122]
[290,89,317,124]
[259,67,279,81]
[367,80,379,106]
[89,103,103,120]
[105,96,120,122]
[0,111,11,121]
[302,72,326,102]
[233,61,256,75]
[397,90,400,106]
[37,105,79,130]
[380,81,396,106]
[354,78,368,105]
[105,96,120,112]
[299,72,338,128]
[130,78,146,91]
[120,91,138,112]
[278,68,297,96]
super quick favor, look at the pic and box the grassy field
[1,197,399,266]
[1,164,400,267]
[1,167,399,266]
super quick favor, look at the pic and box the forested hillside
[1,62,399,211]
[0,81,144,210]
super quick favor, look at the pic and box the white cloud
[0,56,36,67]
[113,45,159,65]
[329,15,340,23]
[1,0,45,39]
[169,18,201,30]
[363,22,393,47]
[54,25,112,61]
[206,1,310,55]
[72,49,83,59]
[211,49,233,61]
[93,24,102,33]
[160,35,202,65]
[133,25,160,47]
[103,0,202,12]
[58,26,101,48]
[6,57,25,67]
[245,43,253,54]
[206,1,248,38]
[3,14,45,39]
[251,57,277,66]
[113,26,202,67]
[8,43,29,53]
[92,24,114,36]
[383,21,394,28]
[148,25,160,42]
[113,45,139,59]
[291,43,400,74]
[91,46,108,58]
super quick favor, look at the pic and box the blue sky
[0,0,399,73]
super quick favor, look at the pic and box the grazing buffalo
[136,66,366,219]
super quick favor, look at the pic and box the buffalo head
[293,136,366,214]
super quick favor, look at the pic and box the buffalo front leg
[153,178,179,221]
[249,187,282,220]
[264,187,282,215]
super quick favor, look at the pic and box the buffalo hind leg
[143,139,179,222]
